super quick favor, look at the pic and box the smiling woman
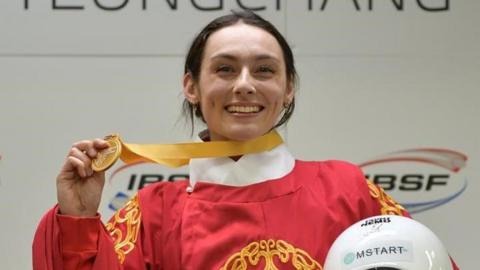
[182,10,297,141]
[183,21,294,141]
[32,9,459,270]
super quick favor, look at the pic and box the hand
[56,139,109,217]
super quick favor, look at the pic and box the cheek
[271,100,284,118]
[199,86,226,113]
[259,82,287,106]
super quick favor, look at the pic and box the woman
[33,10,459,270]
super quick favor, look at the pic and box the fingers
[72,139,108,159]
[66,156,90,178]
[63,138,109,178]
[93,138,109,150]
[70,147,93,177]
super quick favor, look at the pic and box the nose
[233,67,256,95]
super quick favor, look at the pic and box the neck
[198,130,242,160]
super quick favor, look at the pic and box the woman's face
[184,22,294,141]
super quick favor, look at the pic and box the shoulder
[296,159,365,183]
[303,160,408,216]
[318,159,362,173]
[293,159,370,198]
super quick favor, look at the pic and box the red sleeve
[57,213,102,269]
[32,206,63,270]
[32,197,146,270]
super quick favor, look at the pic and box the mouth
[225,105,264,114]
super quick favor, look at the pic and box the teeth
[227,105,261,113]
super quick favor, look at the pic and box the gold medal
[92,134,122,172]
[91,130,283,171]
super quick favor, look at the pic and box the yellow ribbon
[92,130,284,171]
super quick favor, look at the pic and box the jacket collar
[188,141,295,192]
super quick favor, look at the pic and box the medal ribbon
[117,130,283,168]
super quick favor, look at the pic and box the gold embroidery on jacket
[220,239,322,270]
[367,180,406,216]
[105,194,142,264]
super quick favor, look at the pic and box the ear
[183,72,200,104]
[284,80,295,105]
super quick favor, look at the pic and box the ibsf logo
[102,161,188,215]
[359,148,468,214]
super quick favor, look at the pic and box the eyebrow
[210,53,281,63]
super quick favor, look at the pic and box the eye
[216,65,234,73]
[257,65,275,74]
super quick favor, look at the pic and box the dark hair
[182,9,298,134]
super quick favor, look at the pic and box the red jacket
[33,160,459,269]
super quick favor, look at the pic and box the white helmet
[323,215,453,270]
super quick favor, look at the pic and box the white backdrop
[1,1,479,269]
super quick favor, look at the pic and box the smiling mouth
[225,105,263,113]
